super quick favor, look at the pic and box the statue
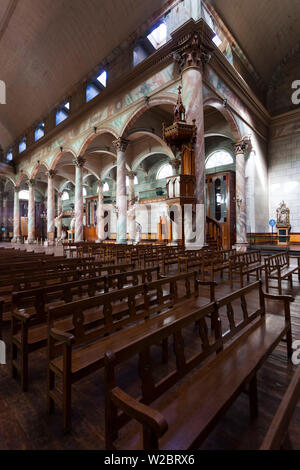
[276,201,291,228]
[134,222,142,245]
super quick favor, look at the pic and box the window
[83,187,87,197]
[147,22,167,50]
[156,163,172,180]
[213,34,222,47]
[206,151,234,169]
[19,190,29,200]
[97,182,109,193]
[6,149,13,162]
[126,175,138,186]
[19,137,27,154]
[86,70,107,102]
[56,101,70,126]
[61,191,69,201]
[35,122,45,141]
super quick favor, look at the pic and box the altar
[276,201,291,246]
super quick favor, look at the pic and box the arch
[31,161,49,180]
[16,171,29,187]
[203,96,242,142]
[79,127,119,157]
[121,94,177,138]
[132,150,171,171]
[127,129,175,161]
[50,147,77,171]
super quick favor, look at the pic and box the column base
[234,242,249,252]
[116,239,127,244]
[27,238,36,245]
[185,242,204,251]
[11,236,22,244]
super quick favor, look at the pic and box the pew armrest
[50,328,75,346]
[263,292,294,303]
[111,386,168,438]
[12,308,31,323]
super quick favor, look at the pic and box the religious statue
[134,222,142,245]
[276,201,291,228]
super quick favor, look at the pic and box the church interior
[1,0,300,452]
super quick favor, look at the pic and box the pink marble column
[12,186,21,243]
[233,140,250,251]
[173,26,213,248]
[97,180,104,241]
[74,156,85,242]
[56,192,63,240]
[47,170,56,244]
[27,179,35,244]
[113,138,129,244]
[127,172,136,242]
[2,193,8,239]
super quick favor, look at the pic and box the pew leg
[249,374,258,419]
[11,343,18,379]
[286,327,293,359]
[289,274,293,288]
[278,278,282,295]
[63,376,72,434]
[161,338,168,364]
[143,426,159,450]
[47,369,55,415]
[21,348,29,392]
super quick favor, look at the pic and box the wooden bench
[229,250,264,288]
[265,252,300,294]
[47,271,215,432]
[11,266,160,390]
[104,279,294,449]
[260,365,300,450]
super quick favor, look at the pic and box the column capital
[47,169,56,179]
[97,179,104,187]
[73,156,86,168]
[233,138,252,156]
[113,138,129,153]
[127,171,136,179]
[171,159,180,171]
[14,185,20,193]
[27,179,35,187]
[172,31,213,74]
[57,191,63,198]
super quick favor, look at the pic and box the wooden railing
[206,216,222,251]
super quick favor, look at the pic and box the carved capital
[127,171,136,179]
[14,185,20,193]
[73,156,86,168]
[171,159,180,171]
[113,138,129,153]
[233,138,251,156]
[173,32,213,73]
[47,170,57,179]
[57,191,63,198]
[28,179,35,187]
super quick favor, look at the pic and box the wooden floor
[1,253,300,449]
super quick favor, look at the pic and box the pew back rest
[264,252,289,274]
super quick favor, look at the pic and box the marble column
[74,156,85,242]
[57,191,63,240]
[97,180,105,241]
[233,140,250,251]
[12,186,21,243]
[47,170,56,244]
[113,138,129,244]
[27,179,35,244]
[127,172,136,242]
[173,27,213,248]
[2,193,8,239]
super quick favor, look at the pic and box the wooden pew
[104,280,294,450]
[229,250,264,288]
[47,271,215,432]
[265,252,300,294]
[11,265,159,391]
[260,365,300,450]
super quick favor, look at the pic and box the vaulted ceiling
[0,0,168,149]
[210,0,300,85]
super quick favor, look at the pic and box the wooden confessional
[206,170,236,250]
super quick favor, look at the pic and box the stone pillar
[173,24,214,248]
[233,139,250,251]
[2,193,8,239]
[113,138,129,244]
[57,191,63,240]
[47,170,56,244]
[12,186,21,243]
[127,172,136,242]
[73,156,85,242]
[27,179,35,244]
[97,180,105,241]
